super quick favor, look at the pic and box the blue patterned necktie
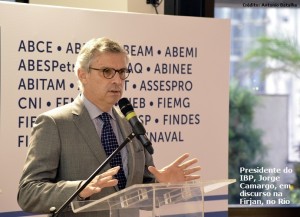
[99,112,127,189]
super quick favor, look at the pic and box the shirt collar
[81,94,115,120]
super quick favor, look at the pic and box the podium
[71,179,235,217]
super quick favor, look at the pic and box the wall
[29,0,164,14]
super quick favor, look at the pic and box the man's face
[79,52,128,111]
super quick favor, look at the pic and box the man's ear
[78,68,88,85]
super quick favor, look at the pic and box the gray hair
[74,37,129,90]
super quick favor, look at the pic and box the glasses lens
[119,69,130,79]
[102,68,115,79]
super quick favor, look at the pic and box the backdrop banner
[0,2,230,216]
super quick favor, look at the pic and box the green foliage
[241,36,300,204]
[229,81,267,203]
[294,164,300,188]
[244,36,300,80]
[290,189,300,204]
[290,163,300,204]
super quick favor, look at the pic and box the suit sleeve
[17,114,81,214]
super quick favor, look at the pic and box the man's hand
[78,166,119,199]
[148,153,201,183]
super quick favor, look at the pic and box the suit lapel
[113,107,144,186]
[72,96,110,170]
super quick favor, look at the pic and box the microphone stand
[50,132,136,217]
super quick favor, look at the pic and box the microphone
[118,98,154,155]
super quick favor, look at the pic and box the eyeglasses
[89,67,130,80]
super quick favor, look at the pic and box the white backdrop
[0,2,230,216]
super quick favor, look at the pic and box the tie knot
[99,112,111,123]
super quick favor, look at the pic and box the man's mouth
[109,90,121,93]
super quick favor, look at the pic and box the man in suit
[17,37,201,217]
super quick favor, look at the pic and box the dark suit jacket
[17,96,155,217]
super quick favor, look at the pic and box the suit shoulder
[40,101,76,121]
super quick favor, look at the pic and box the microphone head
[118,98,134,115]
